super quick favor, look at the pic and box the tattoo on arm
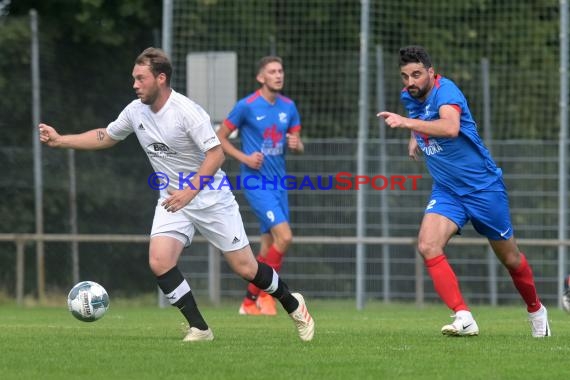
[96,130,105,142]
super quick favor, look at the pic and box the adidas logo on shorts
[232,236,240,244]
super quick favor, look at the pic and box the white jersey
[106,90,232,209]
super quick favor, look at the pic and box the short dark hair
[256,56,283,75]
[399,46,432,68]
[135,47,172,85]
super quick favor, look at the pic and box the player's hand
[286,133,304,153]
[38,123,61,147]
[162,188,197,213]
[245,152,264,170]
[408,136,420,161]
[377,111,408,129]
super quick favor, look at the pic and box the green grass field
[1,299,570,380]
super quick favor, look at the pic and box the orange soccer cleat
[257,292,277,316]
[238,299,262,315]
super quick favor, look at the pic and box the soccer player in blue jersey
[217,56,304,315]
[378,45,550,337]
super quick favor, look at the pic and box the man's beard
[408,85,428,99]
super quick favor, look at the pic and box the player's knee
[274,230,293,251]
[417,240,442,259]
[235,261,257,281]
[148,253,172,276]
[498,250,521,270]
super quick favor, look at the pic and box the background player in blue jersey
[218,56,304,315]
[378,46,550,337]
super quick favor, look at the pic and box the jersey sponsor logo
[145,143,178,158]
[262,125,284,155]
[418,137,443,156]
[202,136,217,147]
[263,125,283,146]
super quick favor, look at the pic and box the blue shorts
[244,188,289,234]
[425,184,513,240]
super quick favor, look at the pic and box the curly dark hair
[399,46,432,68]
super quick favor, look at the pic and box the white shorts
[150,196,249,253]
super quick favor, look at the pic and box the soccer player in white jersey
[38,47,314,342]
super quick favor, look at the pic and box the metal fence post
[16,240,25,305]
[208,244,221,306]
[415,248,424,307]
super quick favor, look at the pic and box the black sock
[156,266,208,331]
[251,262,299,313]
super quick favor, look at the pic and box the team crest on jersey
[423,104,437,120]
[145,142,178,158]
[279,112,287,124]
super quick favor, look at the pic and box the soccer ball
[563,275,570,313]
[67,281,110,322]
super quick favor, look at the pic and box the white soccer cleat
[289,293,315,341]
[183,327,214,342]
[528,305,551,338]
[441,310,479,337]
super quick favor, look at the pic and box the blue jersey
[223,90,301,179]
[401,75,502,195]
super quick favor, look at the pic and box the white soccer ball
[67,281,110,322]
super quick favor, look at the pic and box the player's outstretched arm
[38,123,119,150]
[377,107,459,138]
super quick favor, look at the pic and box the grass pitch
[1,299,569,380]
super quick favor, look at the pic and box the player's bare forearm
[401,117,458,138]
[216,124,250,163]
[377,107,459,138]
[162,145,225,212]
[38,124,118,150]
[192,144,225,189]
[217,123,263,169]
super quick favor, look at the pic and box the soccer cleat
[441,310,479,337]
[289,293,315,341]
[528,305,551,338]
[238,300,262,315]
[183,327,214,342]
[257,292,277,316]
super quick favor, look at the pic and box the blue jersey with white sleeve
[401,75,502,195]
[222,90,301,179]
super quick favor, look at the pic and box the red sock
[509,253,541,312]
[425,254,469,312]
[245,255,265,299]
[264,245,284,273]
